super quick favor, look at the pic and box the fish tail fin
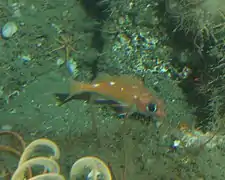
[54,93,71,106]
[54,80,87,106]
[69,79,86,95]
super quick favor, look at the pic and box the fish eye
[146,103,157,112]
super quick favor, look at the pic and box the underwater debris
[170,123,223,150]
[18,54,32,64]
[66,58,79,78]
[1,21,18,38]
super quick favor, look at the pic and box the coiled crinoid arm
[11,138,63,180]
[70,156,112,180]
[28,173,65,180]
[0,131,32,178]
[11,157,63,180]
[18,138,60,166]
[0,131,26,150]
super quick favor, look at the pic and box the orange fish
[55,73,165,118]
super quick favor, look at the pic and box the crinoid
[49,33,77,61]
[11,138,64,180]
[70,156,112,180]
[1,131,113,180]
[0,131,25,156]
[0,130,32,179]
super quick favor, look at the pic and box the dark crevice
[170,35,218,126]
[80,0,110,78]
[157,1,217,126]
[170,34,215,126]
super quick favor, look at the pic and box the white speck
[56,58,65,66]
[153,81,159,85]
[120,87,124,91]
[109,81,116,85]
[173,140,181,147]
[92,83,100,87]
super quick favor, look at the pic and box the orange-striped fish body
[56,73,165,118]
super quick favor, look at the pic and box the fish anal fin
[112,103,136,118]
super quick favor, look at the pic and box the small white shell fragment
[173,140,181,148]
[1,21,18,38]
[56,58,65,67]
[18,54,31,63]
[1,124,12,131]
[66,58,78,78]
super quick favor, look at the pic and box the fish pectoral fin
[113,104,136,118]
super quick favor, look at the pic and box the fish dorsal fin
[92,73,115,83]
[116,75,143,86]
[92,73,143,86]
